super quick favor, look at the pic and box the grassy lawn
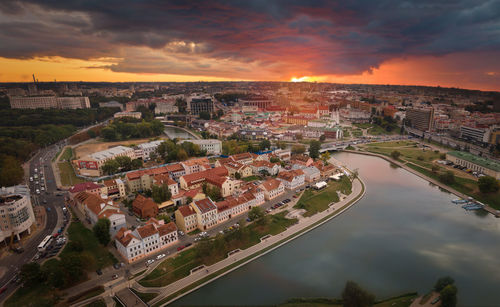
[365,140,417,148]
[58,161,85,186]
[242,175,262,182]
[351,129,363,137]
[131,289,159,303]
[67,286,105,304]
[140,211,297,288]
[59,147,73,161]
[295,177,352,217]
[4,283,59,307]
[61,220,117,270]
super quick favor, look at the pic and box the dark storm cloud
[0,0,498,76]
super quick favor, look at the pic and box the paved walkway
[138,177,365,306]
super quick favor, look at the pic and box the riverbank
[164,125,201,140]
[345,149,500,217]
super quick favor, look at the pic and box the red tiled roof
[69,182,100,193]
[158,222,177,236]
[260,178,282,192]
[277,169,304,182]
[193,198,217,213]
[177,205,196,217]
[136,223,158,238]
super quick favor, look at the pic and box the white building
[77,145,136,176]
[277,169,305,190]
[178,139,222,155]
[260,178,285,200]
[191,198,218,231]
[115,219,178,263]
[134,140,164,160]
[0,185,35,243]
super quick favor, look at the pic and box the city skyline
[0,1,499,91]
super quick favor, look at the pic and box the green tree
[131,158,143,169]
[207,186,223,202]
[478,176,499,193]
[235,172,242,179]
[259,139,271,151]
[61,254,84,285]
[20,262,43,286]
[270,156,280,163]
[341,281,375,307]
[152,184,172,203]
[101,126,117,141]
[309,140,321,159]
[115,155,132,171]
[0,155,24,186]
[321,151,331,164]
[439,171,455,184]
[440,284,458,307]
[102,159,119,175]
[391,150,401,160]
[319,134,326,142]
[248,206,265,221]
[186,196,193,204]
[158,214,171,223]
[93,218,111,246]
[291,144,306,155]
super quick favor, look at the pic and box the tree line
[101,119,164,141]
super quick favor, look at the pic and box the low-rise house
[191,198,218,230]
[291,154,314,167]
[68,182,101,199]
[216,193,255,223]
[100,179,126,199]
[132,194,158,218]
[178,139,222,155]
[179,167,228,190]
[175,205,198,233]
[115,218,178,263]
[273,149,291,161]
[164,163,186,181]
[229,152,254,165]
[277,169,305,190]
[250,160,279,176]
[181,157,210,175]
[153,174,179,196]
[73,192,126,236]
[313,161,337,177]
[292,165,321,182]
[260,178,284,200]
[134,140,164,160]
[217,159,253,178]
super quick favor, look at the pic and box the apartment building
[9,96,90,109]
[216,159,253,178]
[191,198,218,230]
[99,179,126,199]
[175,205,198,233]
[179,167,228,190]
[181,157,210,175]
[229,152,254,165]
[250,160,280,176]
[460,126,491,144]
[277,169,305,190]
[188,97,214,115]
[259,178,285,200]
[0,185,35,243]
[114,111,142,119]
[406,108,435,131]
[216,193,256,223]
[178,139,222,155]
[152,174,179,196]
[134,140,164,160]
[115,219,178,263]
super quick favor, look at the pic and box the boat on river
[452,199,468,204]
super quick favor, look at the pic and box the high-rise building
[0,185,36,243]
[188,97,214,115]
[406,108,434,131]
[9,96,90,109]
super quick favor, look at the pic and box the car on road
[111,274,119,280]
[29,177,33,182]
[0,286,7,295]
[96,269,103,275]
[178,230,185,236]
[156,254,166,260]
[42,199,47,204]
[177,246,185,251]
[146,259,155,266]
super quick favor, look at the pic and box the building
[73,192,126,236]
[300,166,321,182]
[115,218,178,263]
[230,152,254,165]
[68,182,102,199]
[175,205,198,233]
[132,195,158,219]
[446,151,500,179]
[9,96,90,109]
[291,154,314,167]
[152,174,180,196]
[277,169,305,190]
[460,126,490,144]
[114,111,142,119]
[215,193,256,223]
[99,179,126,199]
[134,140,163,160]
[99,100,124,110]
[406,108,435,131]
[178,139,222,155]
[181,157,210,175]
[179,167,228,190]
[250,160,279,176]
[217,159,253,178]
[188,97,214,115]
[260,178,285,200]
[239,95,272,109]
[191,198,218,230]
[77,146,136,177]
[0,185,35,243]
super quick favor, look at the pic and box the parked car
[177,246,185,251]
[96,269,103,275]
[111,274,119,280]
[156,254,166,260]
[146,259,155,266]
[178,231,185,236]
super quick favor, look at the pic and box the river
[164,126,197,140]
[173,152,500,306]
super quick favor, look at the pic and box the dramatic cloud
[0,0,499,89]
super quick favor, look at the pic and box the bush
[439,171,455,185]
[478,176,499,193]
[434,276,455,292]
[391,150,401,160]
[342,281,375,307]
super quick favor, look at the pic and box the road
[0,142,63,302]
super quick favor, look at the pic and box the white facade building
[0,185,35,242]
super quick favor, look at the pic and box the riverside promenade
[141,177,365,306]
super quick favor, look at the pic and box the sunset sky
[0,1,499,91]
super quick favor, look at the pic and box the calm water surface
[174,152,500,306]
[164,126,196,140]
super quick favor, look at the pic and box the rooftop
[447,151,500,172]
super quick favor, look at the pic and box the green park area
[139,211,297,287]
[295,176,352,217]
[58,160,85,186]
[362,141,443,169]
[5,219,117,307]
[242,175,262,182]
